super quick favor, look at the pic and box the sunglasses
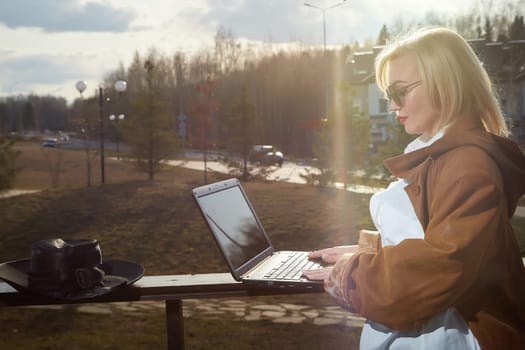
[386,81,422,107]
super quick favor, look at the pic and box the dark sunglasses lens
[388,90,401,106]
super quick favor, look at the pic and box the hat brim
[0,258,144,301]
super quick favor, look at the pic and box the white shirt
[361,131,481,350]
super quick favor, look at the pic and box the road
[169,151,525,217]
[167,153,385,195]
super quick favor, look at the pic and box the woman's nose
[390,100,400,111]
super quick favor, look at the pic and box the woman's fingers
[307,250,324,260]
[302,266,333,281]
[308,245,359,263]
[321,253,340,264]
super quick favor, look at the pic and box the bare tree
[41,147,63,189]
[70,92,100,187]
[215,26,242,75]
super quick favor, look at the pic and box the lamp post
[109,113,125,159]
[75,81,93,187]
[77,80,127,184]
[99,80,127,184]
[304,1,347,117]
[304,1,346,51]
[98,87,108,184]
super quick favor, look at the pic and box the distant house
[346,39,525,148]
[346,47,393,145]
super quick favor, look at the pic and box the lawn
[0,143,370,349]
[1,142,524,349]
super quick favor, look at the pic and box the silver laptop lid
[192,178,274,281]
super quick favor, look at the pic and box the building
[346,39,525,148]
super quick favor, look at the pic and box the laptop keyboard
[264,251,323,280]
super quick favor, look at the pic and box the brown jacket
[340,117,525,349]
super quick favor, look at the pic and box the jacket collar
[384,115,485,179]
[383,115,525,215]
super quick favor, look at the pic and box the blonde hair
[375,27,509,136]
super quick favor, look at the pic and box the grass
[1,142,524,349]
[0,306,361,350]
[1,143,371,349]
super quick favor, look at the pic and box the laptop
[192,178,324,291]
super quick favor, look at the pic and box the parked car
[248,145,284,166]
[41,138,60,148]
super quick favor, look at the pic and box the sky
[0,0,483,104]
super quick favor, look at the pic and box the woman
[303,27,525,349]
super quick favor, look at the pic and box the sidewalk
[0,189,39,198]
[22,298,366,328]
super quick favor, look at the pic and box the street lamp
[304,1,347,117]
[99,80,127,184]
[75,81,93,187]
[109,113,125,159]
[304,1,346,51]
[76,80,127,184]
[76,81,87,96]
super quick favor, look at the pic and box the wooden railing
[0,273,323,350]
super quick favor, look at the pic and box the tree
[305,71,371,188]
[220,85,260,180]
[0,103,7,136]
[123,55,179,180]
[189,48,217,83]
[367,122,413,178]
[484,16,494,41]
[0,137,20,192]
[22,101,35,132]
[307,112,370,188]
[41,147,63,189]
[70,94,99,187]
[214,26,242,75]
[377,24,389,45]
[304,121,333,187]
[189,78,220,183]
[509,15,525,40]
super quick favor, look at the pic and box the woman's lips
[398,116,408,125]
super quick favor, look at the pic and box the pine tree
[377,24,389,46]
[0,137,20,192]
[510,15,525,40]
[484,16,494,41]
[122,56,180,180]
[221,85,260,180]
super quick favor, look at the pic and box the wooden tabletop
[0,273,323,306]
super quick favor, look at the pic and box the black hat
[0,238,144,300]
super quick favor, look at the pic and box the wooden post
[165,299,185,350]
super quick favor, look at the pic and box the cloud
[0,53,95,91]
[188,0,386,46]
[196,0,315,43]
[191,0,481,46]
[0,0,137,32]
[0,47,15,55]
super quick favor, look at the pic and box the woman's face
[387,53,441,141]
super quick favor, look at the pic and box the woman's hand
[307,245,359,264]
[302,230,379,310]
[303,245,358,281]
[303,253,356,311]
[302,266,333,281]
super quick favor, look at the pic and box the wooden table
[0,273,323,349]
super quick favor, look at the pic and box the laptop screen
[194,181,272,271]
